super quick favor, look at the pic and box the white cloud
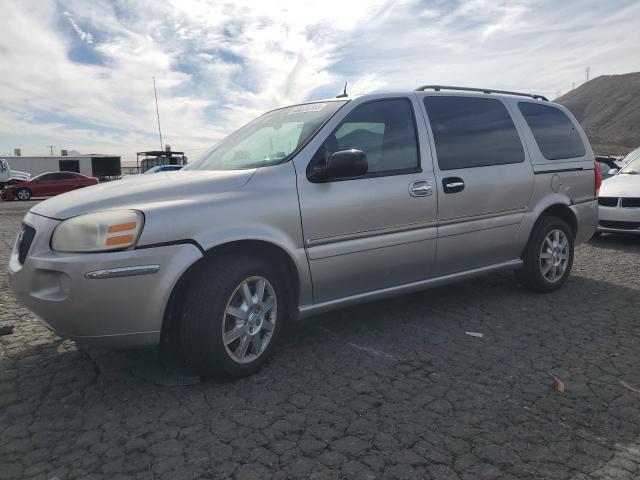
[0,0,639,159]
[63,11,94,44]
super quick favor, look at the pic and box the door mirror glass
[309,149,368,182]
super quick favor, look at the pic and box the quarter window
[318,98,419,175]
[518,102,585,160]
[424,96,525,170]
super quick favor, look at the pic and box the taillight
[594,160,602,195]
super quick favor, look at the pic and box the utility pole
[572,82,576,90]
[585,66,590,83]
[46,145,56,156]
[153,76,164,152]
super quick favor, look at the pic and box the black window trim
[517,101,586,161]
[423,95,526,172]
[306,96,423,183]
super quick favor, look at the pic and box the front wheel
[16,188,31,201]
[180,254,287,380]
[516,216,574,292]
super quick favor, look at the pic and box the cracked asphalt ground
[1,200,640,480]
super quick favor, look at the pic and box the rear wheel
[16,188,31,201]
[517,216,574,292]
[180,254,287,380]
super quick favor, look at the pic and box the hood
[599,173,640,197]
[10,171,30,179]
[30,169,255,220]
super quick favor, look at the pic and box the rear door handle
[409,180,433,197]
[442,177,465,194]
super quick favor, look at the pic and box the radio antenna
[336,82,348,98]
[153,76,164,151]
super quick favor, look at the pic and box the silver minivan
[9,86,598,379]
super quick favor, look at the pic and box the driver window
[318,98,419,175]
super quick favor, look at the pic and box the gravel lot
[1,200,640,480]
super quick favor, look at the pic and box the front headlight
[51,210,144,253]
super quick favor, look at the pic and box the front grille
[17,224,36,264]
[621,197,640,208]
[599,220,640,230]
[598,197,618,207]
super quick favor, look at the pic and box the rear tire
[180,254,288,380]
[16,188,31,201]
[516,216,574,292]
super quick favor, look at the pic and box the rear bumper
[570,200,598,245]
[8,212,202,348]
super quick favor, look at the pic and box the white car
[597,155,640,235]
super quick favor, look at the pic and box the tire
[16,188,31,201]
[180,254,288,380]
[516,216,574,293]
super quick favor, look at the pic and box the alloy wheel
[539,229,569,283]
[222,276,277,364]
[16,189,30,200]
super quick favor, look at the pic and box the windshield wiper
[621,170,639,174]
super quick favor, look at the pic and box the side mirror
[608,168,619,176]
[308,149,368,183]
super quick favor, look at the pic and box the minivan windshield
[620,155,640,175]
[185,101,347,171]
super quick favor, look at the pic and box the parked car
[597,154,640,235]
[0,158,31,190]
[1,171,98,201]
[595,155,622,180]
[144,165,184,174]
[8,87,598,379]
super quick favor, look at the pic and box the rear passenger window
[518,103,585,160]
[57,173,76,180]
[424,96,524,170]
[320,98,419,175]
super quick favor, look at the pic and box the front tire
[16,188,31,201]
[517,216,574,292]
[180,254,287,380]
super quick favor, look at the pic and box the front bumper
[8,211,202,348]
[597,205,640,235]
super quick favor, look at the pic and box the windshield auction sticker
[288,103,327,114]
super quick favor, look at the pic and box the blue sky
[1,0,639,161]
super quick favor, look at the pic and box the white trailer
[3,154,121,179]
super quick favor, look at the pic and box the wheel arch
[519,202,577,259]
[160,239,302,345]
[538,204,577,237]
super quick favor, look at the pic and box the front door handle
[442,177,465,194]
[409,180,433,197]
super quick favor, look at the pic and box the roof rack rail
[414,85,548,101]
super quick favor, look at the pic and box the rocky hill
[556,72,640,155]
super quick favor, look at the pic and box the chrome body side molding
[85,264,160,279]
[305,220,438,248]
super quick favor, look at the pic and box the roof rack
[414,85,548,101]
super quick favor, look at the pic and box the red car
[1,172,99,201]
